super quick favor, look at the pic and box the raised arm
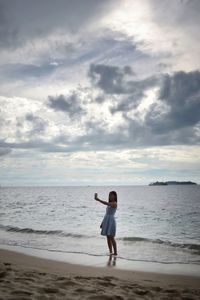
[94,193,108,205]
[94,193,117,208]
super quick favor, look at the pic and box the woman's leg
[106,236,113,253]
[110,236,117,255]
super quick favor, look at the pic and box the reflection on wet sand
[107,254,117,267]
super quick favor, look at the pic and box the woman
[94,191,117,256]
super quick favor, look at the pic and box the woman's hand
[94,195,108,206]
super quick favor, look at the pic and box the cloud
[147,0,200,71]
[25,113,48,136]
[0,138,12,158]
[69,68,200,148]
[0,0,118,49]
[0,63,58,82]
[102,0,200,73]
[88,63,158,114]
[0,147,11,156]
[1,66,199,155]
[1,64,200,156]
[88,64,135,94]
[0,1,18,48]
[149,0,200,31]
[110,77,158,114]
[0,137,77,154]
[47,93,85,119]
[145,70,200,132]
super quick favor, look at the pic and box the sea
[0,185,200,274]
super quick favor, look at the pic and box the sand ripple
[0,262,200,299]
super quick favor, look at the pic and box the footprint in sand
[3,262,11,266]
[11,289,33,296]
[0,271,7,278]
[86,295,124,300]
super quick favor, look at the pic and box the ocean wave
[120,236,200,253]
[0,224,89,239]
[1,224,200,254]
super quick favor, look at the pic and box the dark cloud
[47,93,85,118]
[145,70,200,133]
[88,64,135,94]
[0,0,118,49]
[110,76,158,114]
[88,63,158,113]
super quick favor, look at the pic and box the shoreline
[1,243,200,277]
[0,248,200,299]
[1,248,200,286]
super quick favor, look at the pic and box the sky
[0,0,200,186]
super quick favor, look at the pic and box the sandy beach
[0,248,200,299]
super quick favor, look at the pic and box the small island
[149,181,197,186]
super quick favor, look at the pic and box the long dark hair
[108,191,117,202]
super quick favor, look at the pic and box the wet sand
[0,248,200,299]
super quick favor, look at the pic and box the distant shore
[0,248,200,299]
[149,181,197,186]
